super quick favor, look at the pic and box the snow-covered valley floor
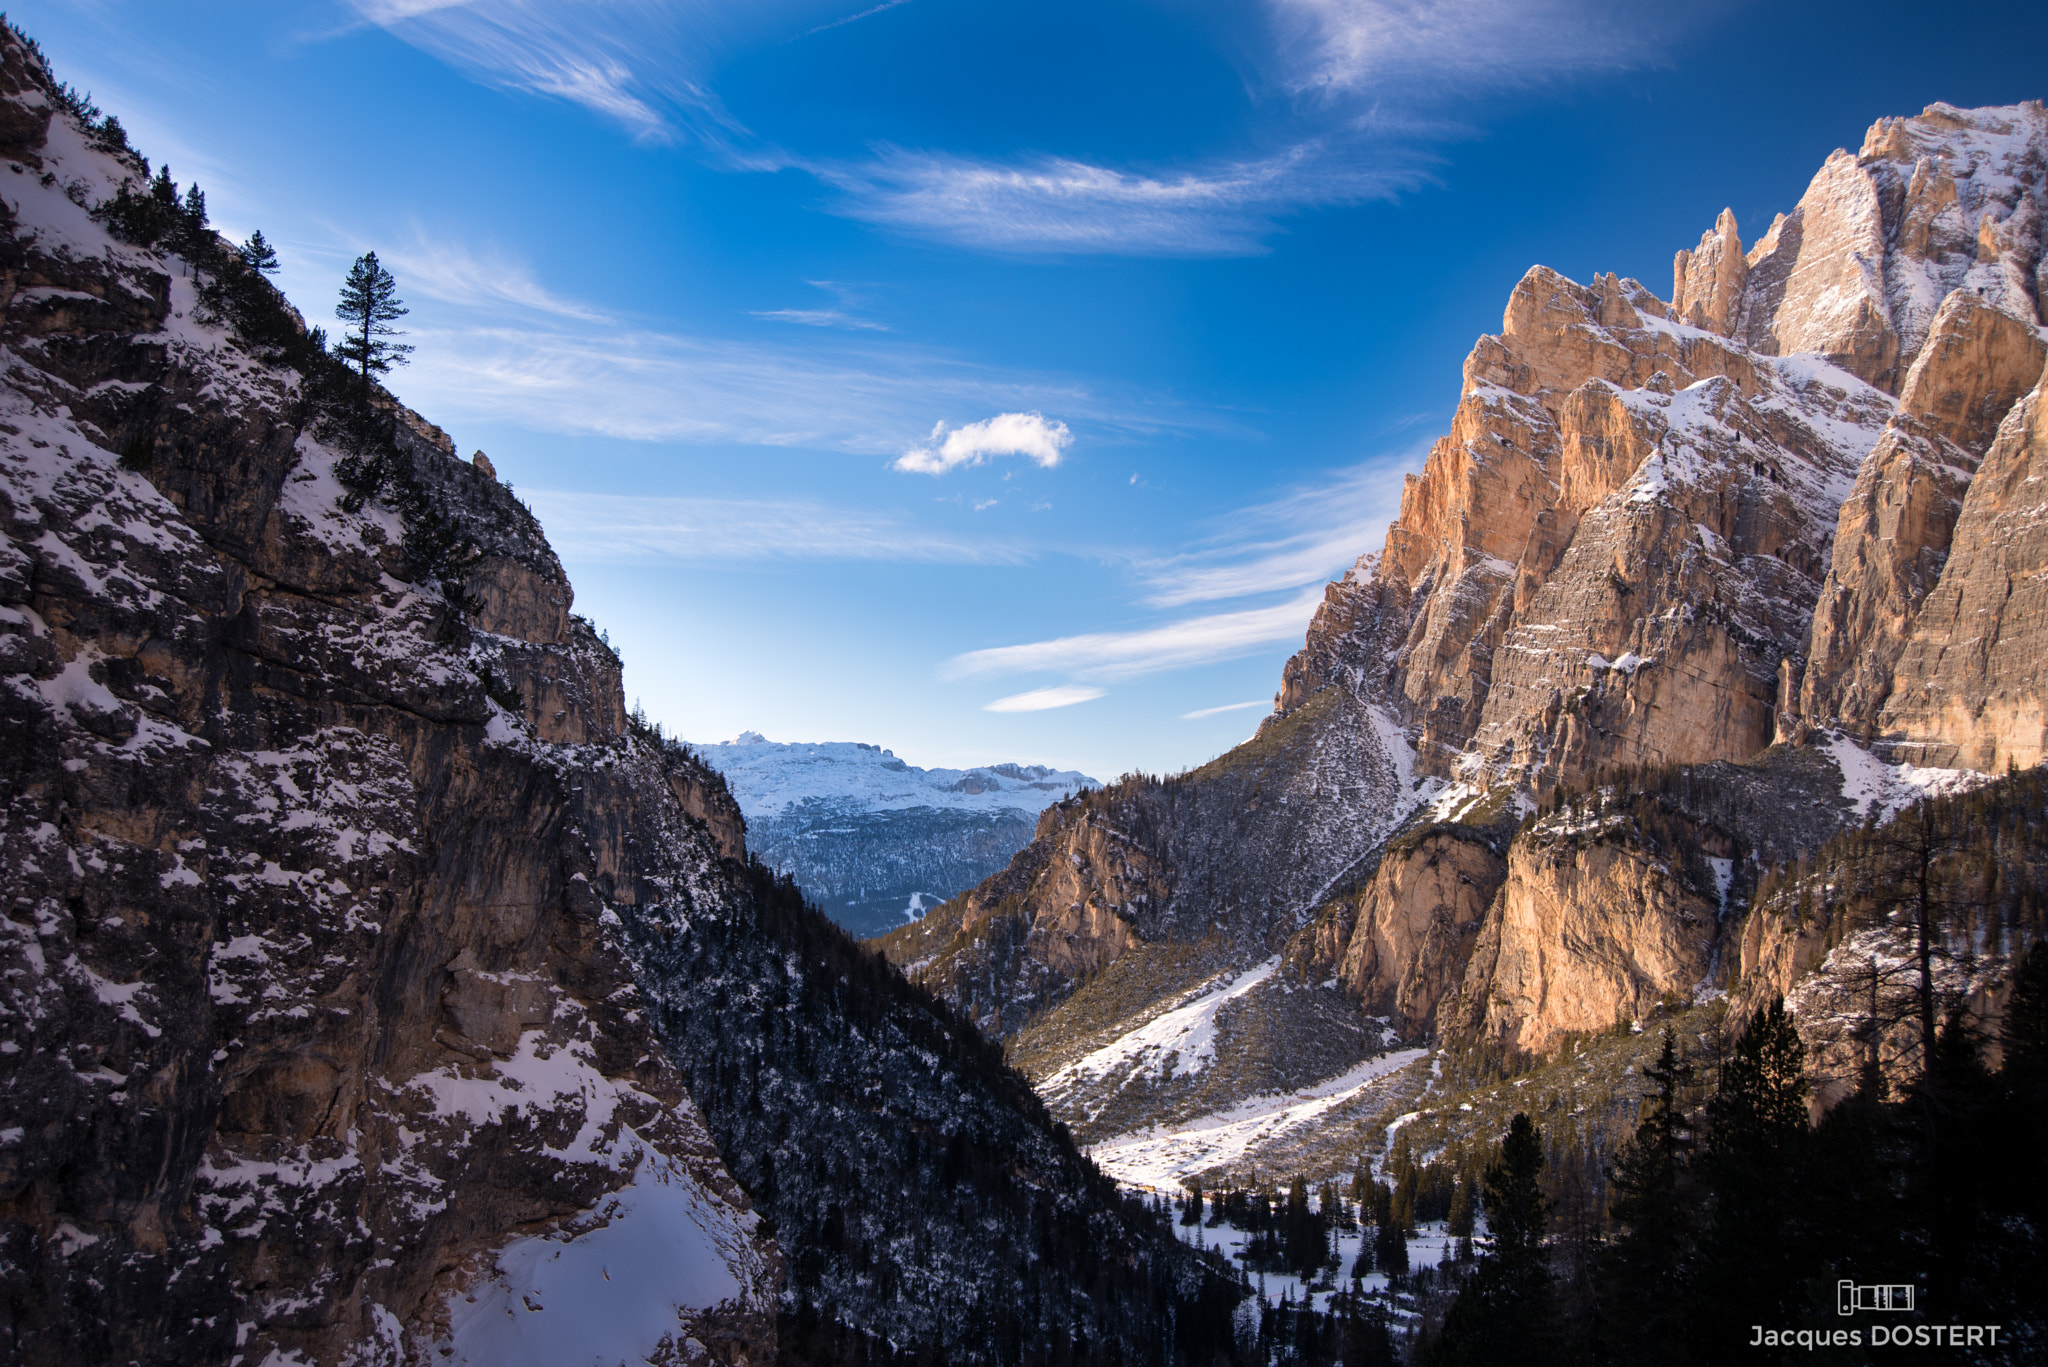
[1176,1216,1465,1318]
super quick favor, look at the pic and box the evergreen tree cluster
[1204,1178,1341,1282]
[1423,974,2048,1364]
[1248,1287,1397,1367]
[621,808,1248,1366]
[86,151,317,366]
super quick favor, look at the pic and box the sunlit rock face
[1874,360,2048,771]
[902,100,2048,1103]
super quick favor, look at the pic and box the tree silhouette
[1427,1113,1556,1366]
[1603,1029,1699,1365]
[334,251,413,386]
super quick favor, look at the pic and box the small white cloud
[984,685,1107,713]
[896,411,1073,476]
[1182,700,1269,720]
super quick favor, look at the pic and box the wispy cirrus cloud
[945,588,1327,684]
[1135,445,1423,607]
[385,234,610,320]
[526,490,1029,564]
[1182,700,1268,720]
[750,280,889,331]
[340,0,1704,257]
[984,685,1105,713]
[339,0,745,142]
[1272,0,1681,96]
[809,2,1704,255]
[750,306,889,330]
[797,0,915,40]
[399,320,1107,452]
[818,142,1421,257]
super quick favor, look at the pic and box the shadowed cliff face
[900,100,2048,1110]
[0,32,779,1366]
[0,29,1240,1367]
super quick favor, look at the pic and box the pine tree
[1445,1177,1474,1239]
[1482,1112,1549,1269]
[1602,1029,1697,1365]
[333,251,414,386]
[2004,940,2048,1094]
[240,230,279,275]
[1696,998,1811,1346]
[1426,1113,1556,1366]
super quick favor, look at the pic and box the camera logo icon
[1838,1281,1915,1316]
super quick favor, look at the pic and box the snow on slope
[444,1142,757,1367]
[1042,958,1282,1097]
[1821,732,1987,822]
[1086,1049,1429,1191]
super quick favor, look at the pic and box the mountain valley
[0,9,2045,1360]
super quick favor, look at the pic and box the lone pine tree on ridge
[334,250,413,386]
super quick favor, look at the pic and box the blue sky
[23,0,2047,780]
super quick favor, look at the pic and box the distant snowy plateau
[697,733,1097,937]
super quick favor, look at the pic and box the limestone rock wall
[1876,362,2048,769]
[1796,295,2046,735]
[1736,102,2047,390]
[1450,810,1732,1057]
[1294,822,1508,1042]
[1296,261,1887,793]
[0,38,777,1366]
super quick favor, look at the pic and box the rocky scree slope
[889,100,2048,1131]
[697,734,1093,939]
[0,31,1233,1367]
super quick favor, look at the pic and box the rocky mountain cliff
[697,733,1093,938]
[890,100,2048,1133]
[0,28,1235,1366]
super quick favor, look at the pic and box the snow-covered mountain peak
[699,735,1095,819]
